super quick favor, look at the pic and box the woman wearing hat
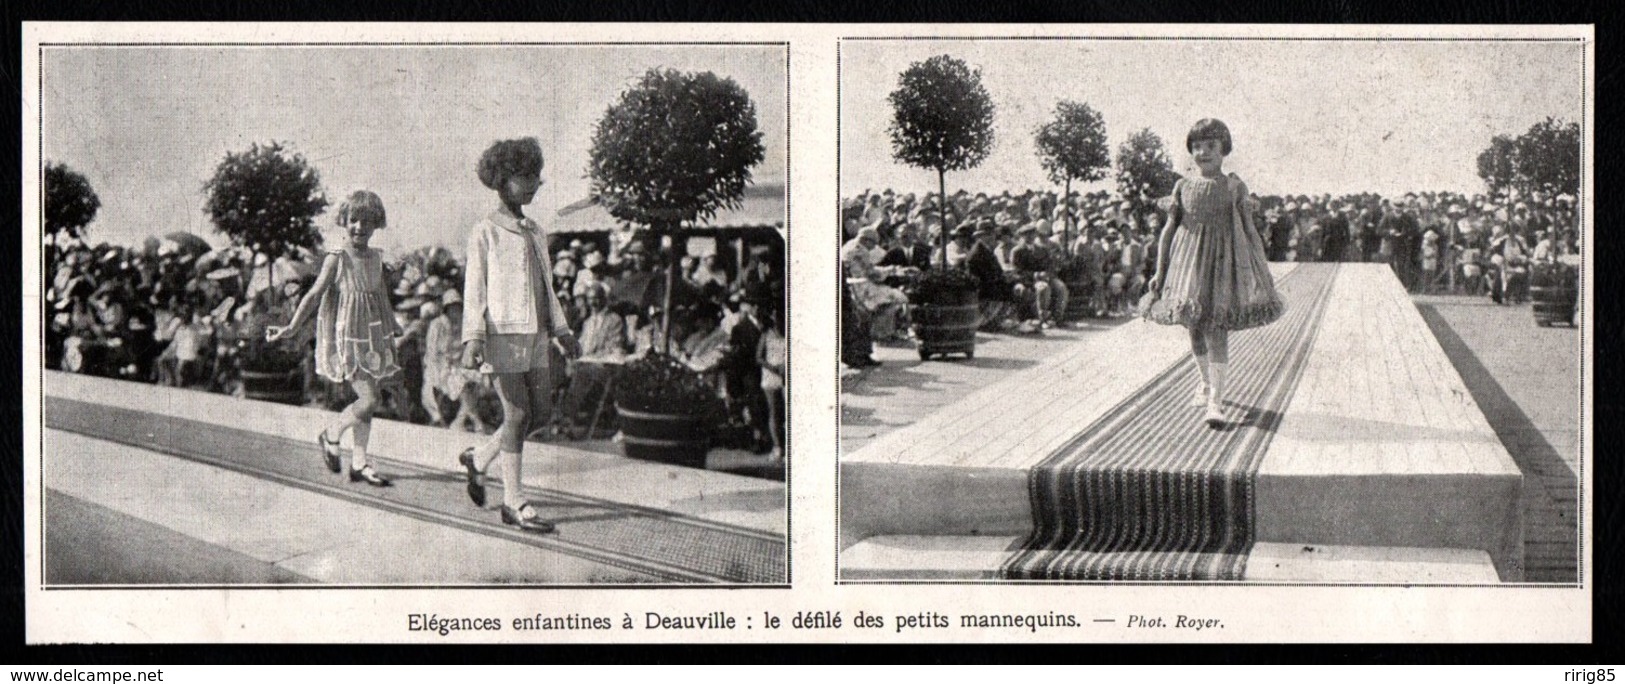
[423,288,489,433]
[840,226,912,342]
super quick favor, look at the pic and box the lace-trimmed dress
[314,248,402,382]
[1143,174,1285,331]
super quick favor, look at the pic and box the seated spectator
[1011,222,1068,328]
[965,221,1020,332]
[841,226,912,343]
[880,222,933,273]
[423,290,489,433]
[682,302,730,380]
[841,279,879,369]
[562,283,629,430]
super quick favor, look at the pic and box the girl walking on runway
[268,190,404,486]
[1143,119,1285,428]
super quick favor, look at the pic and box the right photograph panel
[836,37,1586,584]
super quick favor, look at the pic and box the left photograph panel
[36,42,789,586]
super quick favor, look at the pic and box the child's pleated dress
[1144,174,1285,330]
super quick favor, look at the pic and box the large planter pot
[241,348,306,405]
[1063,277,1094,321]
[1530,262,1578,327]
[912,287,979,361]
[615,404,711,469]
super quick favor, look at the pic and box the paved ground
[839,315,1134,455]
[1412,295,1581,582]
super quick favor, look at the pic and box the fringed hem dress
[314,248,402,382]
[1143,174,1286,331]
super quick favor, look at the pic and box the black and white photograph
[837,37,1587,584]
[35,41,789,586]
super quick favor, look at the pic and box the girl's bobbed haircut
[336,190,387,228]
[1186,118,1233,156]
[477,137,545,191]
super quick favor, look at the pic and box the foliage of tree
[1034,100,1109,248]
[45,161,101,250]
[588,68,765,352]
[887,54,996,265]
[202,141,328,296]
[1512,117,1581,197]
[1477,118,1581,198]
[1475,134,1518,197]
[1115,128,1181,210]
[590,68,765,228]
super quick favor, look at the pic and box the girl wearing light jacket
[457,137,581,533]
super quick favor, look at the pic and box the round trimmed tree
[887,54,996,265]
[1115,128,1181,211]
[44,161,101,266]
[588,68,765,353]
[1476,134,1518,197]
[1034,100,1110,251]
[203,141,329,301]
[1513,117,1580,197]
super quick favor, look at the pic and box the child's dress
[315,248,402,381]
[1144,173,1285,330]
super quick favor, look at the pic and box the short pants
[481,333,552,374]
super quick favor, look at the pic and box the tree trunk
[938,168,948,267]
[1063,176,1073,256]
[660,222,677,356]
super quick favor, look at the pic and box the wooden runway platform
[41,371,787,585]
[840,263,1525,582]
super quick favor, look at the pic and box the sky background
[42,45,786,254]
[841,39,1584,199]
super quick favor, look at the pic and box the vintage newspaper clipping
[22,22,1592,643]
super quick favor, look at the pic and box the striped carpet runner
[1000,264,1339,581]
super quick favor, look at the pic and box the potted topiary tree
[887,55,995,360]
[588,68,765,467]
[202,141,329,404]
[1035,100,1111,325]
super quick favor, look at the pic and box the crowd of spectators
[45,229,787,460]
[841,186,1581,369]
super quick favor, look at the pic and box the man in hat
[1011,222,1066,328]
[938,221,976,268]
[1072,220,1107,316]
[1318,200,1350,263]
[610,239,670,313]
[880,221,933,272]
[966,220,1017,332]
[556,282,629,431]
[724,284,772,449]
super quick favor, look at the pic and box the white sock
[500,450,524,509]
[1194,353,1211,403]
[475,434,503,473]
[326,408,357,445]
[1209,361,1228,408]
[351,421,371,470]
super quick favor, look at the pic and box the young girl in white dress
[1143,119,1285,428]
[268,190,403,485]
